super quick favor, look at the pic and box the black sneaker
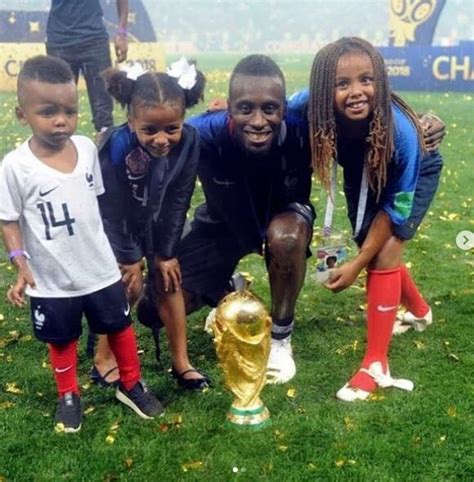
[116,380,164,419]
[54,392,82,433]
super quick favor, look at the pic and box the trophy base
[226,404,270,429]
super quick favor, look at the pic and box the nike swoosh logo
[39,186,59,197]
[55,365,73,373]
[124,303,131,316]
[213,177,236,186]
[377,305,398,312]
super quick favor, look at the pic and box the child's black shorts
[30,280,131,344]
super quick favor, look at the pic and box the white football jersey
[0,135,121,297]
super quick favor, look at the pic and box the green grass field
[0,54,473,481]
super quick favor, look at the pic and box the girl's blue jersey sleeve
[381,105,421,225]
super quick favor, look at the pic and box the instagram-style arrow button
[456,230,474,251]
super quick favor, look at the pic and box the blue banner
[380,43,474,92]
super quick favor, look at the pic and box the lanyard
[323,161,368,240]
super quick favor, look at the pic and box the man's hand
[324,260,362,293]
[8,265,35,307]
[114,33,128,63]
[420,113,445,153]
[119,261,143,298]
[207,98,227,112]
[155,256,181,293]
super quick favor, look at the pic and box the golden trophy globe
[212,290,271,428]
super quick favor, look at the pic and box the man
[164,54,315,384]
[46,0,128,135]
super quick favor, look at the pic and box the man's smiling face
[228,74,285,156]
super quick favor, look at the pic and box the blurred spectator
[46,0,128,133]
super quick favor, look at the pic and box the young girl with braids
[305,37,443,401]
[94,61,210,390]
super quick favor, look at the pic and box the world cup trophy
[212,290,271,428]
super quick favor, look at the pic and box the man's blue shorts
[30,280,131,344]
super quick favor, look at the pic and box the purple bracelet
[8,249,30,263]
[117,28,128,35]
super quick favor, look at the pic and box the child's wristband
[8,249,30,263]
[116,28,128,35]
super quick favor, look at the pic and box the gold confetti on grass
[0,401,15,409]
[0,314,4,321]
[110,421,120,433]
[0,331,21,349]
[106,435,115,444]
[123,458,133,469]
[286,387,297,399]
[344,416,355,431]
[413,435,422,446]
[181,461,204,472]
[5,383,22,394]
[54,423,65,433]
[278,445,288,452]
[157,414,183,432]
[172,414,183,425]
[368,393,385,402]
[447,406,457,417]
[413,340,426,349]
[84,407,95,415]
[335,340,359,356]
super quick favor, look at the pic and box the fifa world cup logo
[389,0,437,46]
[212,291,271,427]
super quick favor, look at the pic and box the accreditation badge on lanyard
[315,161,368,283]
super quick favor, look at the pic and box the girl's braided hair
[308,37,425,197]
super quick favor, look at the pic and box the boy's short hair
[18,55,74,87]
[229,54,286,97]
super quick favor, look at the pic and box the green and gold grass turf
[0,54,473,481]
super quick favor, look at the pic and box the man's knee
[266,215,310,260]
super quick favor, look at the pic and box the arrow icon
[456,230,474,250]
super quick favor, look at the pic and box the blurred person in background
[46,0,129,136]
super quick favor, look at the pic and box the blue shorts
[353,151,443,245]
[30,280,131,344]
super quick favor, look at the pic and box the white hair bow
[121,62,147,81]
[166,57,197,90]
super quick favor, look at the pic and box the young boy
[0,55,163,433]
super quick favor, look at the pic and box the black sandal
[171,367,210,391]
[90,366,120,388]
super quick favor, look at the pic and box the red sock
[400,265,430,317]
[107,325,141,391]
[48,340,79,397]
[349,267,401,392]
